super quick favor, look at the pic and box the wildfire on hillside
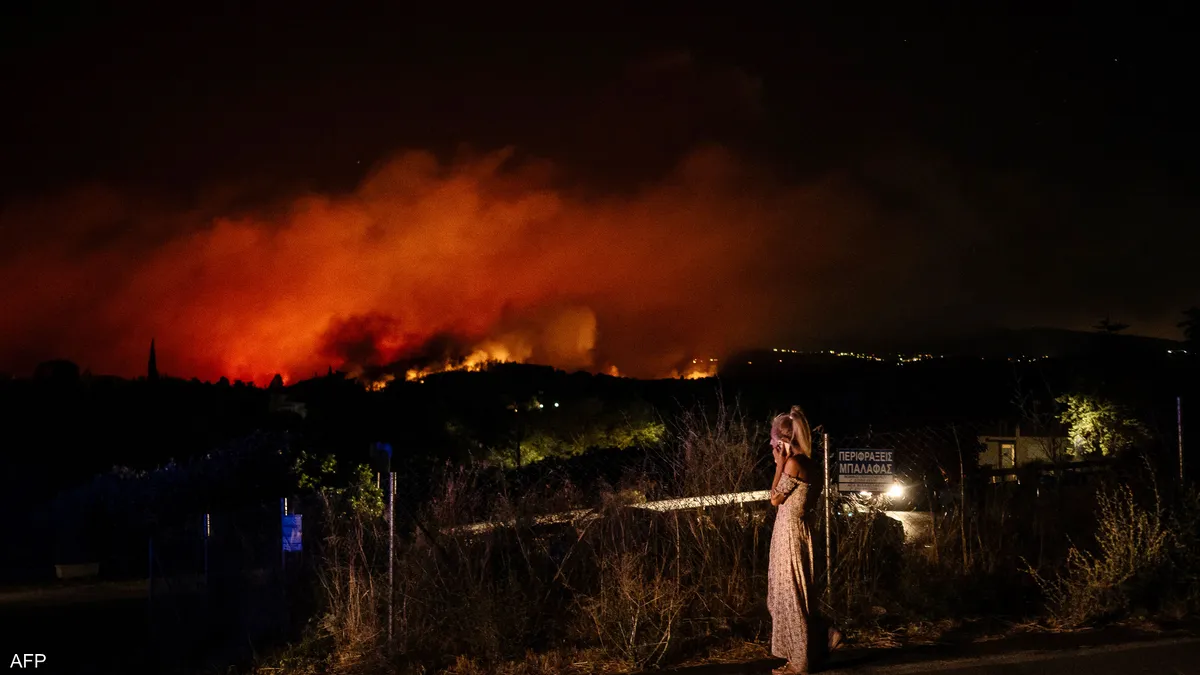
[0,145,859,383]
[682,359,719,379]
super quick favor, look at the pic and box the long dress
[768,472,819,671]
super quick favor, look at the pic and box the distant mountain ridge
[786,327,1184,359]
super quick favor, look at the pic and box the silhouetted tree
[147,339,159,381]
[269,373,285,390]
[1178,307,1200,346]
[34,360,80,383]
[1012,371,1070,464]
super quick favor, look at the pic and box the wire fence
[136,418,1161,669]
[146,499,313,671]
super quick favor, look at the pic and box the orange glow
[682,362,719,379]
[367,374,394,392]
[0,147,835,383]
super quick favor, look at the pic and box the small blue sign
[282,514,303,552]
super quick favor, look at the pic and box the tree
[1178,307,1200,346]
[1055,393,1147,457]
[1012,372,1070,464]
[147,339,159,381]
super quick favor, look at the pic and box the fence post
[147,534,154,627]
[202,513,210,586]
[1179,396,1185,482]
[387,471,396,655]
[280,498,288,572]
[823,431,832,609]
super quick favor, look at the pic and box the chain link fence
[124,417,1142,670]
[146,499,313,671]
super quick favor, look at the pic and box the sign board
[369,442,394,473]
[282,514,303,552]
[836,448,894,493]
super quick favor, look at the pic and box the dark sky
[1,5,1196,380]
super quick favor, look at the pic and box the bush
[1028,485,1172,628]
[578,551,689,668]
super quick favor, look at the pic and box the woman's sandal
[829,627,844,652]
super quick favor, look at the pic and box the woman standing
[767,406,841,674]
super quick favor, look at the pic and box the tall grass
[269,399,772,673]
[261,405,1200,674]
[1027,477,1200,629]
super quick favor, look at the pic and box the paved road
[658,637,1200,675]
[0,585,151,675]
[824,637,1200,674]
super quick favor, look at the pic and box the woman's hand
[773,441,787,466]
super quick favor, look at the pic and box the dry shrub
[1028,484,1173,628]
[578,551,690,668]
[393,474,563,664]
[311,491,388,673]
[668,394,763,498]
[438,647,620,675]
[1165,487,1200,617]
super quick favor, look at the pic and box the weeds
[1027,485,1173,628]
[256,401,1200,674]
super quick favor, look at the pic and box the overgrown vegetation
[1027,481,1200,628]
[247,397,1199,674]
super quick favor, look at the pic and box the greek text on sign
[837,448,894,490]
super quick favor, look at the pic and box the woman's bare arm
[769,456,808,506]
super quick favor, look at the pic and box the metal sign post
[823,432,832,609]
[1179,397,1185,482]
[387,471,396,653]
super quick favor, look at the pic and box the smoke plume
[1,146,842,382]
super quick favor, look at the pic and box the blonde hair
[771,405,813,459]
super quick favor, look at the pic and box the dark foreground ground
[4,580,1200,675]
[827,638,1200,674]
[0,580,152,674]
[651,627,1200,675]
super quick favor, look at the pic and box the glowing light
[858,490,872,496]
[886,484,905,499]
[553,402,559,407]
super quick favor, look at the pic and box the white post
[823,432,832,608]
[1179,397,1185,482]
[387,471,396,653]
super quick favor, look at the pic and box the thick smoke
[3,136,1196,383]
[0,146,824,381]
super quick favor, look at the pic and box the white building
[977,430,1080,470]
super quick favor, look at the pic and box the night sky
[1,6,1196,381]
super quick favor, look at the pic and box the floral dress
[768,472,819,671]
